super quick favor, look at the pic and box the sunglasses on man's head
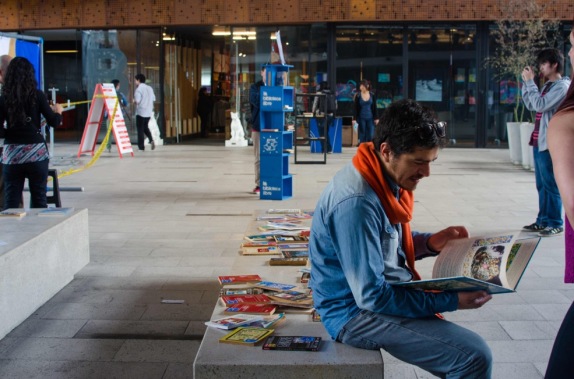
[416,121,447,139]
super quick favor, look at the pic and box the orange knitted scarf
[352,142,421,281]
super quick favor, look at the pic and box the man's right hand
[457,291,492,309]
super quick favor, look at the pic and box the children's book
[0,209,26,218]
[218,275,262,286]
[220,294,271,306]
[254,281,297,292]
[37,207,74,217]
[219,327,275,345]
[223,304,277,315]
[204,314,263,330]
[394,234,540,294]
[262,336,322,351]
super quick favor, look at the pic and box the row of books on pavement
[204,209,320,351]
[241,208,313,266]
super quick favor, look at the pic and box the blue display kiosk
[259,64,294,200]
[310,117,343,153]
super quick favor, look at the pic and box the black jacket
[0,90,62,144]
[353,91,377,120]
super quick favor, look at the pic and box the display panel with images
[414,67,444,102]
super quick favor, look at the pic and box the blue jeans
[533,147,563,228]
[358,118,374,144]
[3,159,49,209]
[337,310,492,378]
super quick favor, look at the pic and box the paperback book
[218,275,262,286]
[219,327,275,345]
[0,209,26,218]
[224,304,277,315]
[241,245,281,256]
[244,313,286,329]
[254,281,297,292]
[269,257,308,266]
[394,234,540,294]
[220,294,271,306]
[205,314,263,330]
[262,336,322,351]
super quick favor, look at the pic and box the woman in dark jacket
[353,79,377,144]
[0,57,62,209]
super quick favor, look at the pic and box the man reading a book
[309,99,492,378]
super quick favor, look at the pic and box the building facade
[1,0,572,147]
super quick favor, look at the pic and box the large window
[336,26,404,119]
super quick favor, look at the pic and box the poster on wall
[414,67,444,102]
[0,34,43,89]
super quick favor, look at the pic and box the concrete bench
[0,208,89,340]
[194,308,383,379]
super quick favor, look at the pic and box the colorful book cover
[262,336,321,351]
[255,281,297,292]
[205,314,263,330]
[220,294,271,306]
[219,327,275,345]
[224,304,277,315]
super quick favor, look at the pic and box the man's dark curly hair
[372,99,445,156]
[2,57,38,127]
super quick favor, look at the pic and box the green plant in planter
[487,0,560,123]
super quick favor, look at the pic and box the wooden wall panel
[18,0,41,29]
[0,0,20,30]
[0,0,573,30]
[349,0,375,20]
[250,1,273,23]
[219,0,250,24]
[174,0,202,25]
[273,0,299,24]
[82,0,107,28]
[107,1,130,25]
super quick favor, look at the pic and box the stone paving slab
[0,143,572,378]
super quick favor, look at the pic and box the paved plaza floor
[0,141,572,378]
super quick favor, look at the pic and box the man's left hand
[427,226,469,253]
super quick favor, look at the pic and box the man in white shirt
[134,73,156,151]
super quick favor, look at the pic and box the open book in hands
[394,233,540,294]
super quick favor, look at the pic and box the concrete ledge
[194,313,383,379]
[0,208,90,340]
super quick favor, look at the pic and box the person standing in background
[197,87,211,138]
[104,79,128,152]
[521,48,570,237]
[0,57,62,209]
[134,73,155,151]
[545,29,574,378]
[249,65,266,194]
[0,54,13,210]
[312,81,336,154]
[353,79,377,144]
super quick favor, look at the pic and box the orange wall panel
[0,0,572,30]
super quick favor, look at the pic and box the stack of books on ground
[217,276,315,315]
[218,275,265,296]
[205,313,286,330]
[269,235,309,266]
[240,239,280,256]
